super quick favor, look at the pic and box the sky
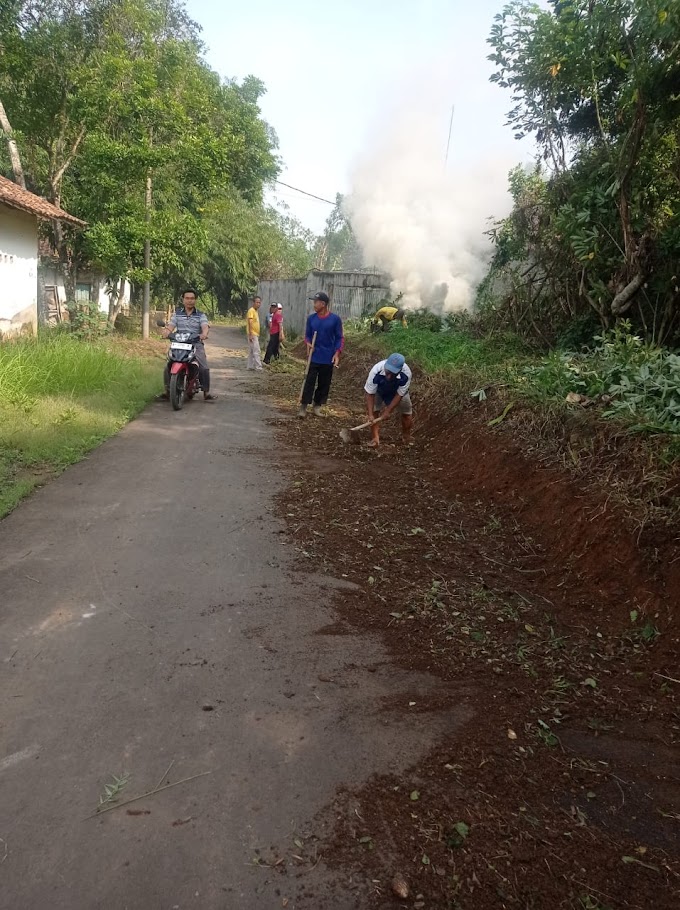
[186,0,534,234]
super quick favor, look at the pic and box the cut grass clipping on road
[0,334,161,517]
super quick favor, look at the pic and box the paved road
[0,328,467,910]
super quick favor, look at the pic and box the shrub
[524,323,680,434]
[406,309,443,333]
[67,300,109,340]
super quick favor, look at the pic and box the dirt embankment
[263,345,679,910]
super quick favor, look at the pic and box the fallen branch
[480,554,547,575]
[655,672,680,685]
[85,770,211,820]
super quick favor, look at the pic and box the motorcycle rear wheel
[170,371,186,411]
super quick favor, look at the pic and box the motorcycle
[157,320,201,411]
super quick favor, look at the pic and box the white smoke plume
[345,92,515,313]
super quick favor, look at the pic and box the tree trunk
[611,273,645,316]
[62,256,76,303]
[107,278,127,328]
[0,97,27,188]
[617,101,646,267]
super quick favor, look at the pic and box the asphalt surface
[0,328,468,910]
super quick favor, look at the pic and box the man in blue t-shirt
[364,352,413,446]
[298,292,344,418]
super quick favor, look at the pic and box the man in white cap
[264,303,284,364]
[364,352,413,447]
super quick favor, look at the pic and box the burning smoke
[345,93,515,313]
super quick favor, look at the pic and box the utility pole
[444,104,455,169]
[142,171,152,339]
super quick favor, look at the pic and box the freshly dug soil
[262,345,679,910]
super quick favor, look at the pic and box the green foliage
[0,0,289,315]
[66,300,110,340]
[555,313,601,351]
[522,323,680,433]
[406,309,443,333]
[597,334,680,433]
[485,0,680,344]
[368,324,527,377]
[314,194,363,271]
[202,193,314,311]
[97,772,130,812]
[363,313,679,437]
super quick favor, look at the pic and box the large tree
[201,192,314,312]
[0,0,281,319]
[485,0,680,343]
[314,194,364,272]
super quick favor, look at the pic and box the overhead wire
[274,180,336,205]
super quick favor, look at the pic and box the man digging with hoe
[363,352,413,447]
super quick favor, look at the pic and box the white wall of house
[0,203,38,336]
[91,276,131,315]
[40,265,131,316]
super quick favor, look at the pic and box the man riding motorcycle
[158,288,217,401]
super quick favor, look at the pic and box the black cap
[309,292,330,304]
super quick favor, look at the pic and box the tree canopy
[313,194,364,272]
[483,0,680,344]
[0,0,313,318]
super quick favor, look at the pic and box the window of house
[75,283,92,304]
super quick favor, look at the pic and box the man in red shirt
[264,303,284,364]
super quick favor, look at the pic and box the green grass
[208,313,245,326]
[350,322,680,443]
[0,334,161,517]
[346,319,679,526]
[386,324,526,373]
[347,323,529,393]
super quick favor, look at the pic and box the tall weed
[374,325,527,375]
[0,335,160,516]
[0,335,139,398]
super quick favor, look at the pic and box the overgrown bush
[484,1,680,345]
[370,324,527,376]
[523,324,680,433]
[406,309,442,333]
[66,300,110,340]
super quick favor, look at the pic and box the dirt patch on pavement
[261,347,679,909]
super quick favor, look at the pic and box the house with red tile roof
[0,175,84,336]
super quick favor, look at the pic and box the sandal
[156,392,169,401]
[203,393,218,401]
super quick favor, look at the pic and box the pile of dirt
[261,346,679,909]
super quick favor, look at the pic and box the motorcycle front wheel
[169,371,186,411]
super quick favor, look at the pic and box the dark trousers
[302,362,334,406]
[164,342,210,393]
[264,332,280,364]
[370,317,391,333]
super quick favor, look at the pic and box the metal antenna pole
[444,104,455,168]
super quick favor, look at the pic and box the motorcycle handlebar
[167,332,202,343]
